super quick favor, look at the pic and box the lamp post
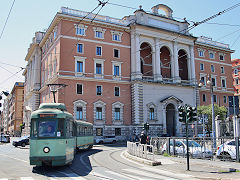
[199,75,216,149]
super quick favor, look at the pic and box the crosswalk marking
[20,177,34,180]
[105,170,134,180]
[123,168,178,180]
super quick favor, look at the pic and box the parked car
[95,136,117,144]
[162,140,213,158]
[12,136,29,147]
[216,139,240,160]
[0,134,10,143]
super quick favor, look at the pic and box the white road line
[90,172,115,180]
[0,153,28,163]
[105,170,134,180]
[0,179,8,180]
[122,168,178,180]
[120,151,145,167]
[20,177,34,180]
[141,166,193,179]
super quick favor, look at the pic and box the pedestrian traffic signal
[178,105,186,123]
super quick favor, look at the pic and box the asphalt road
[0,141,192,180]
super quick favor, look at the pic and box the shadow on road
[32,148,102,178]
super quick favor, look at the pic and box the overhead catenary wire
[0,0,16,41]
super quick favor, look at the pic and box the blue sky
[0,0,240,95]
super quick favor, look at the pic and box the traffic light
[186,106,198,123]
[178,105,186,123]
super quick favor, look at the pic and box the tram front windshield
[38,121,56,137]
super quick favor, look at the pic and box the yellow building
[8,82,24,136]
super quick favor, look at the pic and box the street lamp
[199,75,216,149]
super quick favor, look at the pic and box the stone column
[173,41,181,83]
[154,38,162,81]
[162,105,167,134]
[135,33,142,79]
[190,45,196,83]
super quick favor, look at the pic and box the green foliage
[197,104,227,134]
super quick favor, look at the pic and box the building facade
[195,36,234,108]
[232,58,240,96]
[125,5,196,136]
[2,97,10,134]
[38,7,132,140]
[22,32,45,136]
[8,82,24,136]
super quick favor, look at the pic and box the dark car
[12,136,29,147]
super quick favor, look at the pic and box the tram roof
[39,103,67,111]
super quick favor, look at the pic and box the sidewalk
[124,151,240,179]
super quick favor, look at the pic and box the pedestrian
[140,131,147,144]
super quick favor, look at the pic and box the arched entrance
[166,103,176,136]
[140,42,153,77]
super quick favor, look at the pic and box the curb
[123,150,161,166]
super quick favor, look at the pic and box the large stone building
[22,32,45,136]
[21,4,235,138]
[8,82,24,136]
[195,36,234,108]
[38,7,132,140]
[125,5,196,136]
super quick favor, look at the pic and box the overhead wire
[0,0,16,40]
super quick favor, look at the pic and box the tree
[197,104,227,135]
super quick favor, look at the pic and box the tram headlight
[43,147,50,153]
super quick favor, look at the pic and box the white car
[162,140,213,158]
[216,140,240,160]
[95,136,117,144]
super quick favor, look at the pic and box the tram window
[31,120,37,137]
[69,122,73,137]
[84,127,87,135]
[38,121,56,137]
[57,119,64,137]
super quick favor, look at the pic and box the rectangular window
[77,61,83,73]
[114,87,120,96]
[222,79,226,88]
[114,108,120,120]
[114,65,120,76]
[96,46,102,56]
[113,34,120,41]
[234,69,238,75]
[149,108,154,120]
[76,27,85,35]
[95,31,103,38]
[76,107,83,120]
[199,51,204,57]
[96,85,102,96]
[114,49,119,58]
[96,128,103,136]
[96,107,102,120]
[223,96,227,103]
[221,67,224,74]
[200,63,204,71]
[213,95,217,103]
[76,84,83,94]
[211,65,215,72]
[212,77,216,87]
[77,44,83,53]
[220,54,224,61]
[115,128,121,136]
[200,76,206,86]
[209,52,214,59]
[96,63,102,74]
[202,94,206,102]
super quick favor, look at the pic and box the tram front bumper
[30,156,66,166]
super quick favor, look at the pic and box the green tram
[29,103,93,166]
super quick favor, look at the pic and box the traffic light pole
[186,120,190,171]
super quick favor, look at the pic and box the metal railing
[151,137,240,162]
[127,141,155,161]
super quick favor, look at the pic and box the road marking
[0,153,28,163]
[55,171,86,180]
[20,177,34,180]
[122,168,178,180]
[105,170,134,180]
[120,151,145,167]
[90,171,115,180]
